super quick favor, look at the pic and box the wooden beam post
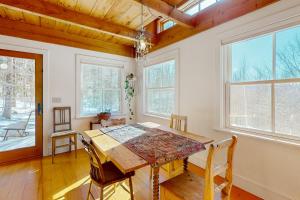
[133,0,194,28]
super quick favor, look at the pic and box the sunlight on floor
[52,175,132,200]
[52,176,90,200]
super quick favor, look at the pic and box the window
[144,60,176,117]
[160,20,176,32]
[77,60,123,117]
[184,0,220,16]
[224,25,300,139]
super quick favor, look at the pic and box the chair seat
[91,161,135,187]
[160,171,225,200]
[51,130,77,137]
[4,121,27,130]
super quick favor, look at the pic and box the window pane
[230,84,272,131]
[275,83,300,136]
[146,64,162,88]
[159,89,175,116]
[145,60,176,116]
[162,60,175,87]
[103,89,120,112]
[102,67,120,88]
[185,4,199,16]
[200,0,216,10]
[276,26,300,79]
[147,89,160,114]
[163,20,175,31]
[80,64,121,116]
[81,64,102,116]
[147,89,175,116]
[231,35,273,82]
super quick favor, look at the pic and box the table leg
[183,157,189,171]
[152,166,160,200]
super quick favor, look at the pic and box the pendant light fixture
[134,1,151,62]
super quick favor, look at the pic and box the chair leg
[52,137,55,164]
[69,137,72,152]
[3,130,8,141]
[87,180,92,200]
[17,130,22,137]
[129,177,134,200]
[100,187,104,200]
[74,134,77,159]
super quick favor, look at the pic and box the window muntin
[145,60,176,117]
[225,25,300,139]
[80,63,121,117]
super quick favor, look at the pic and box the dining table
[82,122,213,200]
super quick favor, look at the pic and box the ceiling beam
[192,0,280,27]
[153,0,279,51]
[0,0,139,42]
[133,0,194,28]
[0,17,134,57]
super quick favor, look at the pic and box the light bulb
[140,40,146,50]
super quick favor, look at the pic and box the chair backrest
[203,136,238,200]
[81,136,106,183]
[53,107,71,132]
[170,114,187,132]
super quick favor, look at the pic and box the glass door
[0,49,43,164]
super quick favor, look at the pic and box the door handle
[37,103,43,115]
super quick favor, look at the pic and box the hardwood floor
[0,149,262,200]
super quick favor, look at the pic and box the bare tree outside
[277,34,300,78]
[0,55,35,151]
[230,27,300,136]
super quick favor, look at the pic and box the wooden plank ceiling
[0,0,279,57]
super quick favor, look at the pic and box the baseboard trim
[233,173,293,200]
[189,159,292,200]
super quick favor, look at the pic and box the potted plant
[125,73,135,120]
[97,110,111,121]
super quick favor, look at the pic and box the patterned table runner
[100,124,206,166]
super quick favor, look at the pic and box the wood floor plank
[0,149,262,200]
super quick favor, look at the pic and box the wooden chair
[170,114,187,132]
[2,110,34,141]
[160,136,238,200]
[51,107,77,164]
[81,137,135,200]
[150,114,188,178]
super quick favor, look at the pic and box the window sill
[215,127,300,149]
[143,113,170,121]
[76,113,127,120]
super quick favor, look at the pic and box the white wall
[136,1,300,199]
[0,35,135,156]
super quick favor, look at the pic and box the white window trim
[142,49,180,119]
[220,24,300,142]
[75,54,128,119]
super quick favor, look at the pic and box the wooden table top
[83,122,213,174]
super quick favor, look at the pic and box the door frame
[0,49,43,165]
